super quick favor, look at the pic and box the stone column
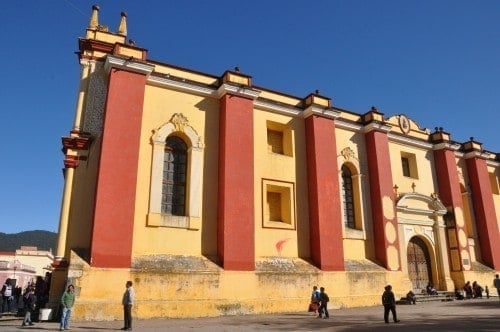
[217,70,259,270]
[463,139,500,269]
[431,130,472,271]
[89,56,153,268]
[303,93,344,271]
[363,107,400,271]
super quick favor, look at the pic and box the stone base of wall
[49,251,424,320]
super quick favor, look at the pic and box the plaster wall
[253,109,308,258]
[131,85,219,257]
[388,141,437,197]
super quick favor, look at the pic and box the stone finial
[117,11,127,36]
[89,5,100,29]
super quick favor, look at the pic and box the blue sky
[1,1,499,234]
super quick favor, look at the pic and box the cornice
[104,55,155,76]
[486,159,500,167]
[335,119,363,132]
[388,132,433,149]
[302,105,340,119]
[432,142,461,152]
[254,99,302,117]
[464,150,490,160]
[148,74,217,97]
[216,83,260,99]
[363,122,391,134]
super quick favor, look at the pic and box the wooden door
[407,237,432,290]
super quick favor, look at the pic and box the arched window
[162,136,187,215]
[341,165,356,228]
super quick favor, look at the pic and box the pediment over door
[396,193,447,226]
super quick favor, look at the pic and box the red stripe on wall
[434,148,468,269]
[217,94,255,270]
[90,68,147,268]
[305,115,344,271]
[365,130,399,270]
[466,157,500,269]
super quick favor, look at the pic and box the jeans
[23,308,33,325]
[61,307,72,329]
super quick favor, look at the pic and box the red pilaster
[90,68,147,268]
[465,155,500,269]
[434,147,470,270]
[217,94,255,270]
[365,128,400,270]
[305,115,344,271]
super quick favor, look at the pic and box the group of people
[0,277,134,330]
[55,280,134,331]
[310,284,401,323]
[309,286,330,319]
[462,280,485,299]
[425,282,438,295]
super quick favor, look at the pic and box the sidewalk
[1,297,498,331]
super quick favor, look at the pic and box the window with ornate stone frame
[338,147,366,237]
[162,136,187,216]
[341,165,356,229]
[262,179,296,230]
[148,113,204,229]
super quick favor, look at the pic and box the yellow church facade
[50,6,500,320]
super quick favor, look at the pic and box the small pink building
[0,252,38,289]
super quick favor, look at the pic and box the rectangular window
[402,157,411,177]
[262,179,295,229]
[267,129,284,154]
[266,121,293,156]
[401,152,418,179]
[267,192,282,221]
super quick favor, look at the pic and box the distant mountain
[0,230,57,252]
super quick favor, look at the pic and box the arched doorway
[407,237,433,290]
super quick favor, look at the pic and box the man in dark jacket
[381,285,400,323]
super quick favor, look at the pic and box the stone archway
[407,236,433,291]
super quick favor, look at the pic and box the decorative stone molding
[83,62,107,136]
[148,113,204,229]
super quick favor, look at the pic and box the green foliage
[0,230,57,252]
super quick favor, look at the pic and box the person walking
[494,274,500,302]
[318,287,330,319]
[1,278,13,313]
[309,286,321,314]
[381,285,400,324]
[22,285,36,327]
[122,281,135,331]
[60,284,76,331]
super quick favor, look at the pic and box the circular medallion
[399,114,410,135]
